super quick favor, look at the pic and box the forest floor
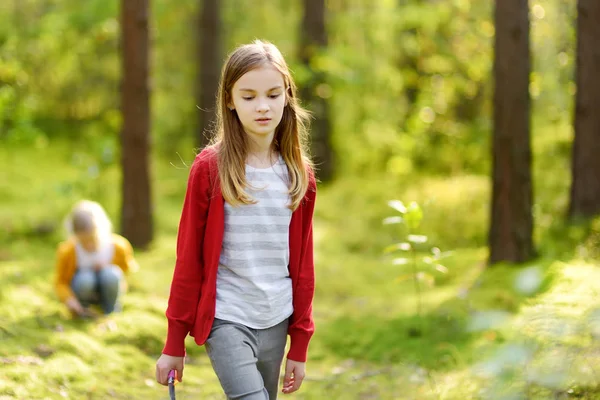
[2,138,600,399]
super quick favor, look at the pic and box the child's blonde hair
[211,40,313,210]
[64,200,112,240]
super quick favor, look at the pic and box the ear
[225,92,234,110]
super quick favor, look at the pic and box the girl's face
[76,230,99,252]
[229,65,286,141]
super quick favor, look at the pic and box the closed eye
[241,94,281,101]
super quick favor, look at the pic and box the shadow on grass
[318,310,478,369]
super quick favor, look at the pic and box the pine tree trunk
[120,0,153,248]
[488,0,534,264]
[568,0,600,219]
[300,0,334,181]
[196,0,221,149]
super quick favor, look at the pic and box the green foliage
[0,140,119,245]
[383,200,452,327]
[582,216,600,260]
[0,0,577,170]
[0,0,120,145]
[468,262,600,399]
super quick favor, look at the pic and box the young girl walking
[155,40,317,399]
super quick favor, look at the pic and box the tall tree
[120,0,153,248]
[488,0,534,264]
[300,0,334,182]
[568,0,600,219]
[196,0,221,148]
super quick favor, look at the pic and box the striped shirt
[215,156,294,328]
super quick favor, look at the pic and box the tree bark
[300,0,334,182]
[120,0,153,248]
[568,0,600,219]
[196,0,221,149]
[488,0,534,264]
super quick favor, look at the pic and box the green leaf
[395,274,413,283]
[407,234,428,244]
[404,202,423,229]
[407,201,422,213]
[384,243,412,253]
[383,244,398,253]
[434,250,455,260]
[397,242,412,251]
[416,272,435,287]
[392,258,410,265]
[434,264,448,274]
[388,200,407,213]
[383,216,403,225]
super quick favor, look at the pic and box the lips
[255,118,271,122]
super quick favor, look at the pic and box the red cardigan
[162,147,317,362]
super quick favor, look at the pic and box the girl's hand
[156,354,185,386]
[93,263,105,272]
[282,359,306,394]
[65,296,84,315]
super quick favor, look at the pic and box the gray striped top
[215,156,294,329]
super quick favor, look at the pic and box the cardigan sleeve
[287,172,317,362]
[162,150,213,357]
[54,241,76,303]
[113,234,139,274]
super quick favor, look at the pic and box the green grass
[2,136,600,399]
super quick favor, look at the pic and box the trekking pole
[168,370,176,400]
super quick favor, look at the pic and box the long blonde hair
[64,200,112,241]
[210,40,313,210]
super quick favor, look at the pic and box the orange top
[54,233,139,302]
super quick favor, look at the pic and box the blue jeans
[205,318,289,400]
[71,266,123,314]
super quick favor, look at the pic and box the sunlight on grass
[2,139,600,398]
[402,175,489,248]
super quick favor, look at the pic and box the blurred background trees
[488,0,534,264]
[0,0,591,257]
[196,0,221,148]
[568,0,600,220]
[120,0,152,248]
[300,0,333,182]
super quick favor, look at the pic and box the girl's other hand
[282,359,306,394]
[65,296,84,315]
[93,263,105,272]
[156,354,185,386]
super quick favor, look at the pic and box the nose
[256,99,269,113]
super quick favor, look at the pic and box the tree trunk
[196,0,221,149]
[488,0,534,264]
[568,0,600,219]
[300,0,334,182]
[120,0,153,248]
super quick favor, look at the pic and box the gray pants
[205,318,289,400]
